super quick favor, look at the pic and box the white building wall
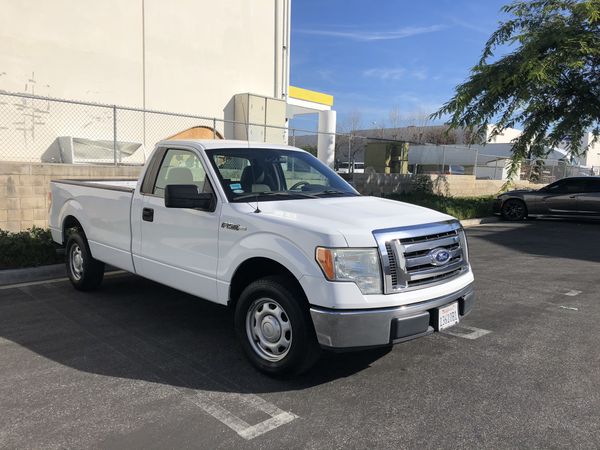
[0,0,289,161]
[0,0,287,118]
[485,125,522,144]
[583,133,600,169]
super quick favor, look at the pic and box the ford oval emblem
[429,248,451,266]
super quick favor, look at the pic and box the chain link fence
[319,136,599,185]
[0,91,597,185]
[0,91,297,165]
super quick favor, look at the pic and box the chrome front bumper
[309,283,475,349]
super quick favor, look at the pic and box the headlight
[458,227,469,264]
[315,247,382,294]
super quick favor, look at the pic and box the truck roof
[156,139,306,152]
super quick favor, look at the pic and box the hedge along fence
[385,193,495,220]
[0,226,63,269]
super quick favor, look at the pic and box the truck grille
[374,221,469,293]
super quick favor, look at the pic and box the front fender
[216,231,323,304]
[219,231,321,282]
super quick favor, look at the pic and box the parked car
[336,161,365,174]
[495,176,600,221]
[49,140,475,376]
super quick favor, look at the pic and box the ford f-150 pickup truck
[49,140,474,376]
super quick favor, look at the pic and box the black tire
[234,275,321,377]
[501,199,527,221]
[65,231,105,291]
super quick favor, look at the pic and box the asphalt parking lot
[1,220,599,449]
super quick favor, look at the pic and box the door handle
[569,195,577,199]
[142,207,154,222]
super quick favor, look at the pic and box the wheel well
[228,257,305,308]
[62,215,84,244]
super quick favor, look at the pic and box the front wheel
[66,231,105,291]
[501,199,527,221]
[234,276,320,377]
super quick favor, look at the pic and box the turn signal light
[315,247,335,280]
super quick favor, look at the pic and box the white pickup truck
[49,140,474,376]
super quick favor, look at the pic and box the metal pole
[441,147,446,174]
[292,128,296,146]
[473,147,479,178]
[348,135,351,173]
[213,118,216,139]
[494,159,498,179]
[113,105,117,165]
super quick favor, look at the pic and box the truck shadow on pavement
[1,274,391,394]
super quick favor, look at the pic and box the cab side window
[153,149,213,198]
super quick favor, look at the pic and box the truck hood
[241,196,455,247]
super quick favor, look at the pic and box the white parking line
[184,391,298,440]
[559,305,579,311]
[443,326,491,340]
[564,290,582,297]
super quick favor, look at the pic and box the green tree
[433,0,600,180]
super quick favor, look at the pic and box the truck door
[136,146,220,301]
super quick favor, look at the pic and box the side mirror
[165,184,215,211]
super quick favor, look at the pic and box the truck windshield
[205,148,359,202]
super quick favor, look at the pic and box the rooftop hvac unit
[41,137,144,164]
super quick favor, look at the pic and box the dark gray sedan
[494,176,600,220]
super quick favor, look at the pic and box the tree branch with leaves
[432,0,600,182]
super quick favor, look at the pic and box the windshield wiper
[314,189,357,197]
[234,191,319,202]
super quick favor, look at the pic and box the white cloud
[296,25,445,42]
[362,67,429,81]
[363,67,406,80]
[411,68,428,80]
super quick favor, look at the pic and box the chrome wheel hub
[70,244,84,281]
[246,298,292,362]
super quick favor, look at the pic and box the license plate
[438,302,459,330]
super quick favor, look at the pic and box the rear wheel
[234,276,320,377]
[66,231,105,291]
[501,199,527,221]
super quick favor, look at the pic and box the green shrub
[0,227,63,269]
[386,193,494,220]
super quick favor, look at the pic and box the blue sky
[290,0,509,132]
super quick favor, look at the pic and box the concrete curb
[460,217,500,227]
[0,263,66,286]
[0,264,120,287]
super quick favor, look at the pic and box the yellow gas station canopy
[289,86,334,107]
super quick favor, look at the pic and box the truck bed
[49,178,139,273]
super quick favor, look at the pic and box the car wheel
[234,275,321,377]
[66,231,105,291]
[501,199,527,221]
